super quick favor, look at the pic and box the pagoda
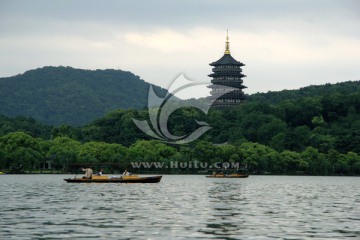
[208,31,247,107]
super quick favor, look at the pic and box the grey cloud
[0,0,359,97]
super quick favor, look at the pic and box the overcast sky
[1,0,359,99]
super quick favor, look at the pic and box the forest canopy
[1,80,360,175]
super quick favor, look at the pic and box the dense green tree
[257,118,287,145]
[127,140,176,164]
[283,126,311,152]
[279,150,307,173]
[193,141,218,164]
[238,142,278,173]
[217,145,237,162]
[0,148,5,171]
[278,98,322,127]
[51,124,81,140]
[47,137,81,171]
[168,107,207,138]
[81,109,148,146]
[0,115,52,139]
[226,126,247,146]
[0,132,43,173]
[301,147,329,175]
[78,142,126,164]
[352,162,360,175]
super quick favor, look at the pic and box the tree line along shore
[1,84,360,175]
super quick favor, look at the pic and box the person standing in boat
[82,167,93,179]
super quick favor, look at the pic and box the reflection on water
[0,175,359,239]
[200,182,244,239]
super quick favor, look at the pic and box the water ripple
[0,175,359,239]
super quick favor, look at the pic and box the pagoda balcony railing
[212,65,241,69]
[210,86,246,91]
[212,76,245,80]
[212,99,244,103]
[211,63,245,67]
[211,84,245,88]
[210,81,245,85]
[212,67,242,72]
[209,73,246,77]
[210,91,244,96]
[210,93,244,97]
[211,90,243,94]
[212,77,243,82]
[208,94,245,99]
[210,87,244,91]
[211,70,243,75]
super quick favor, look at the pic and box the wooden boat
[64,175,162,183]
[206,173,249,178]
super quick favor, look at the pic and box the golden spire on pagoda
[224,29,230,54]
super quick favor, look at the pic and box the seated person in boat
[96,169,103,176]
[122,169,131,176]
[82,167,93,179]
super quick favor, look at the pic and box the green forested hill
[0,66,168,126]
[247,81,360,103]
[1,80,360,175]
[1,66,358,127]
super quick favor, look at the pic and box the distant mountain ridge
[0,66,168,126]
[0,66,359,126]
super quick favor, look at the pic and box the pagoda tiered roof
[210,54,244,66]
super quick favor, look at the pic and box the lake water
[0,175,359,239]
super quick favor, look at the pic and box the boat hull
[64,176,162,183]
[206,174,249,178]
